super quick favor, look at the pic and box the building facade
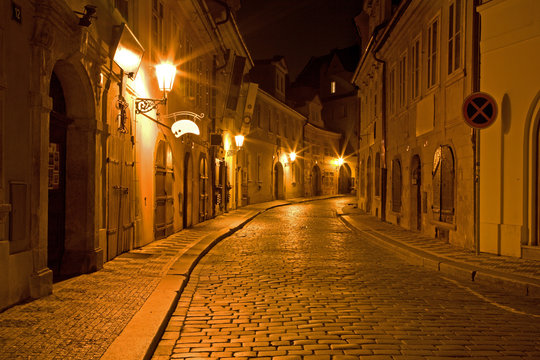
[354,0,476,250]
[0,0,253,310]
[478,0,540,259]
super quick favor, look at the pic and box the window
[392,159,402,212]
[115,0,129,21]
[330,81,336,94]
[432,146,454,223]
[448,0,462,74]
[427,17,439,88]
[152,0,164,53]
[389,67,396,114]
[268,109,272,132]
[257,153,262,183]
[411,37,421,99]
[398,53,407,108]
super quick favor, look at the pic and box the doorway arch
[47,60,98,279]
[312,165,322,196]
[410,155,422,230]
[274,162,284,199]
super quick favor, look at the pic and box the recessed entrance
[274,162,284,199]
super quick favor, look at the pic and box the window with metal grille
[432,146,454,222]
[392,159,402,212]
[152,0,163,53]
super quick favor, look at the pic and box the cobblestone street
[154,198,540,360]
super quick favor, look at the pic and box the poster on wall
[48,143,60,190]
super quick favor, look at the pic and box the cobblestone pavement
[154,198,540,360]
[0,205,271,360]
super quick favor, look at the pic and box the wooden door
[155,141,174,239]
[107,132,134,260]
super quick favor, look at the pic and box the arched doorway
[366,155,373,213]
[274,162,284,199]
[183,152,193,228]
[199,156,208,222]
[48,72,68,278]
[155,140,174,239]
[47,61,99,279]
[312,165,322,196]
[410,155,422,230]
[338,163,352,194]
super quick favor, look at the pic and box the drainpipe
[372,52,387,222]
[473,0,481,255]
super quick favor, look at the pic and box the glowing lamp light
[235,135,245,148]
[289,152,297,162]
[335,157,345,167]
[112,24,144,78]
[281,154,289,164]
[155,63,176,93]
[171,119,200,137]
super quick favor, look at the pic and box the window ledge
[430,219,457,231]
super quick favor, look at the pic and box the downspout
[372,52,387,221]
[473,0,481,255]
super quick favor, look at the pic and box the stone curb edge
[339,215,540,299]
[101,204,287,360]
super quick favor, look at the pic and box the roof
[294,44,360,86]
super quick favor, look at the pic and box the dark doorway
[366,156,372,213]
[48,72,68,280]
[199,156,208,222]
[312,165,322,196]
[338,163,352,194]
[274,162,284,199]
[411,155,422,231]
[183,152,192,228]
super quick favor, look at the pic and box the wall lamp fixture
[135,63,176,114]
[75,5,97,27]
[289,152,297,162]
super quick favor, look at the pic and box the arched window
[432,145,455,223]
[392,158,402,212]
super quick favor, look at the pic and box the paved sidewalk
[339,205,540,298]
[0,199,293,360]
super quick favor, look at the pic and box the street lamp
[235,135,245,148]
[135,63,177,114]
[289,152,297,162]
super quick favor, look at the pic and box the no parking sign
[462,92,498,129]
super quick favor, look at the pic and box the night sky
[235,0,364,81]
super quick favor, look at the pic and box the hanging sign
[462,92,498,129]
[165,111,204,137]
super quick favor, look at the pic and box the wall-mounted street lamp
[75,5,97,27]
[234,135,245,148]
[333,157,345,167]
[289,152,297,162]
[135,63,176,114]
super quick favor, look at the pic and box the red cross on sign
[462,92,498,129]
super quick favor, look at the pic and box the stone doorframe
[30,1,102,298]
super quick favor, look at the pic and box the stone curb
[339,214,540,298]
